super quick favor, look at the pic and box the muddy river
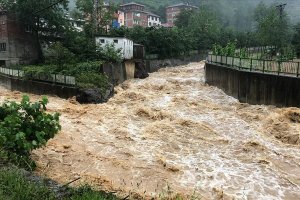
[1,62,299,199]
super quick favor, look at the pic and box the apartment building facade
[0,11,39,67]
[147,13,161,27]
[119,2,161,28]
[120,2,148,28]
[166,3,198,27]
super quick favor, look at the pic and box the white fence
[207,54,300,77]
[0,67,76,85]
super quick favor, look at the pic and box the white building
[147,13,161,27]
[69,18,84,32]
[95,36,134,60]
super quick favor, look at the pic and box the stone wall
[205,63,300,107]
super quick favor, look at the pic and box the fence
[207,54,300,77]
[0,67,76,85]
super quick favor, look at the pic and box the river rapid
[1,62,299,199]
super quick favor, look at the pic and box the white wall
[95,37,134,60]
[148,15,161,27]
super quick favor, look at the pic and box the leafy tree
[186,7,221,50]
[174,9,195,28]
[75,0,118,34]
[44,42,76,65]
[254,3,292,52]
[292,23,300,58]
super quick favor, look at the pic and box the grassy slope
[0,167,118,200]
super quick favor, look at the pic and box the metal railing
[0,67,76,85]
[207,54,300,77]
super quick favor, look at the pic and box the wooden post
[250,58,253,71]
[263,60,265,73]
[297,62,300,77]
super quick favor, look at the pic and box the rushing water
[1,62,299,199]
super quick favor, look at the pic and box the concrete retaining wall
[0,74,78,99]
[205,63,300,107]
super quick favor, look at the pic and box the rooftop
[166,3,198,9]
[120,2,145,8]
[147,12,161,18]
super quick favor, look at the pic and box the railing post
[64,75,67,84]
[263,60,265,73]
[232,56,234,68]
[239,57,241,70]
[226,55,228,65]
[250,58,253,71]
[221,55,223,65]
[278,61,281,75]
[297,62,300,77]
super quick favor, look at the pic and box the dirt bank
[0,62,299,199]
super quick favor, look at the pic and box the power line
[33,0,66,15]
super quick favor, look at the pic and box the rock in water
[134,61,149,79]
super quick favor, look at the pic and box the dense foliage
[0,96,60,169]
[20,61,110,93]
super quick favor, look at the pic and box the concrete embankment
[205,62,300,107]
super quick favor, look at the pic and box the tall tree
[292,23,300,58]
[75,0,118,35]
[254,2,292,51]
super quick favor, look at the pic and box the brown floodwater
[0,62,299,199]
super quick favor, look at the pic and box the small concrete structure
[95,36,134,60]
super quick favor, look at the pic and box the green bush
[76,72,109,94]
[21,62,109,93]
[44,42,77,65]
[0,96,61,169]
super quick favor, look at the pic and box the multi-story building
[0,11,39,66]
[147,13,161,27]
[166,3,198,27]
[120,2,148,28]
[119,2,162,28]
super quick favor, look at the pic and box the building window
[114,39,118,44]
[134,12,141,17]
[149,22,152,26]
[100,39,105,43]
[0,60,5,66]
[0,43,6,51]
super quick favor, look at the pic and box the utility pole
[275,3,287,58]
[276,3,287,19]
